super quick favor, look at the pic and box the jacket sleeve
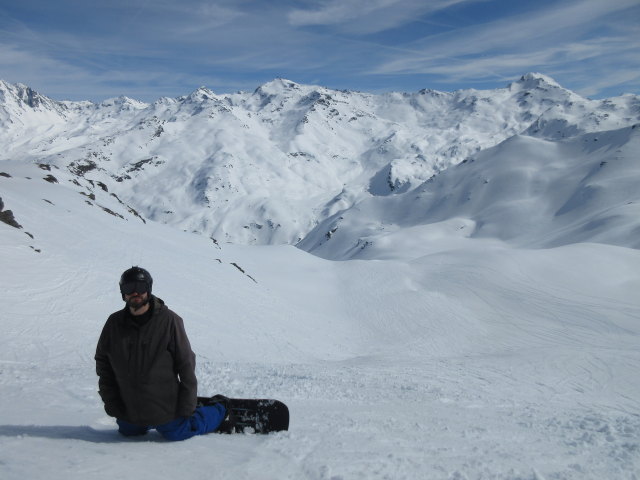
[170,314,198,417]
[95,320,126,418]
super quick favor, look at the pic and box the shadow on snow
[0,425,163,443]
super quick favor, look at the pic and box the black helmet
[119,266,153,298]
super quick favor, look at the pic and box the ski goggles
[120,281,149,295]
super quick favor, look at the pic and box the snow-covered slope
[1,75,638,248]
[301,124,640,259]
[1,157,639,479]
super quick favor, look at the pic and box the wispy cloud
[288,0,472,34]
[365,0,640,96]
[289,0,408,24]
[574,69,640,97]
[372,0,640,73]
[377,36,640,79]
[0,37,253,101]
[0,0,637,100]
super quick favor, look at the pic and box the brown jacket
[95,296,197,426]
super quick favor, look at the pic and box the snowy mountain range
[1,74,639,479]
[1,73,639,258]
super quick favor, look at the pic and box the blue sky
[1,0,638,102]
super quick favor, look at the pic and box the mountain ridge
[1,74,638,255]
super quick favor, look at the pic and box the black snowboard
[197,395,289,434]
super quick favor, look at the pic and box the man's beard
[126,294,150,313]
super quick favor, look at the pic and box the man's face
[125,291,149,310]
[120,280,151,313]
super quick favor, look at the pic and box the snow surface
[1,158,639,480]
[1,75,640,479]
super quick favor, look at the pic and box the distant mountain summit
[1,75,639,255]
[512,72,564,89]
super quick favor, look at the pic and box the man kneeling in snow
[95,266,232,440]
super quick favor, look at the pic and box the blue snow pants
[117,404,226,441]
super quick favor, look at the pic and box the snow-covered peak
[254,78,302,96]
[99,95,149,110]
[416,87,450,98]
[182,86,220,103]
[0,80,69,134]
[505,73,577,103]
[513,72,564,90]
[0,79,66,113]
[152,96,179,107]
